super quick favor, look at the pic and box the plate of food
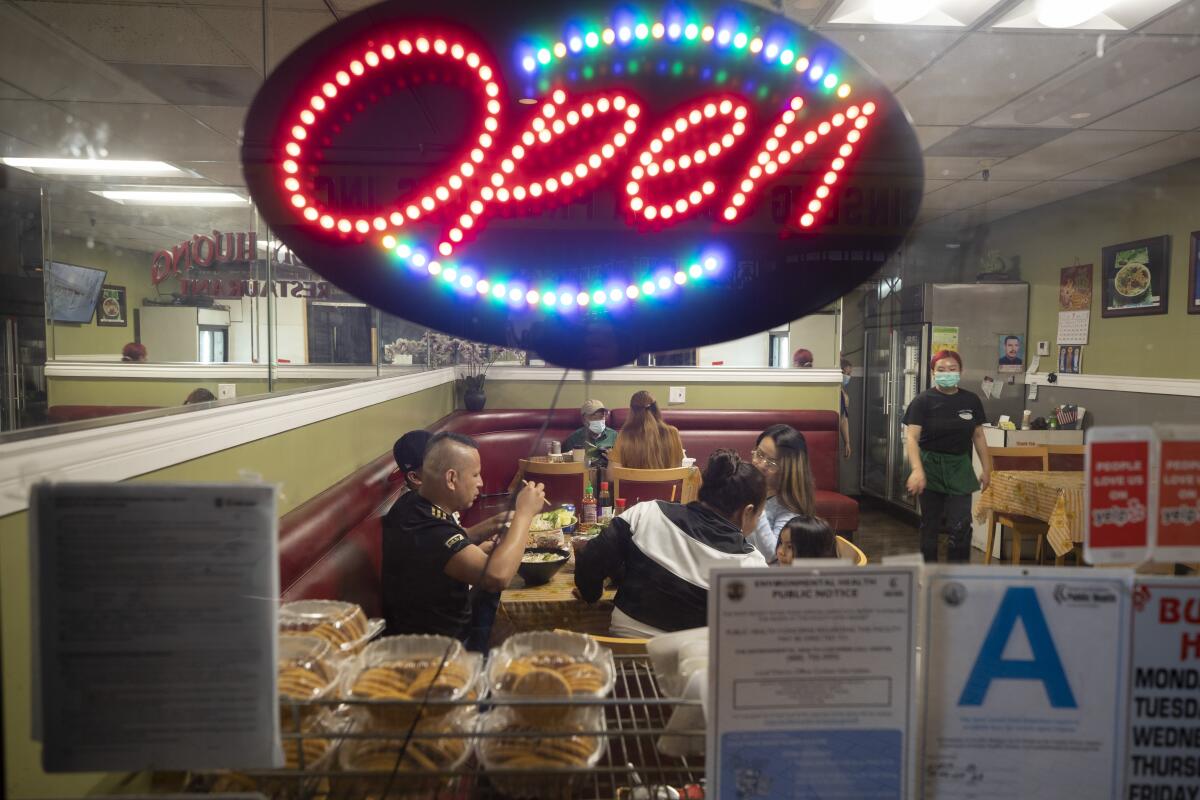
[530,508,576,532]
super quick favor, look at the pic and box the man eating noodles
[382,431,545,640]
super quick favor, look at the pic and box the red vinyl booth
[279,408,858,611]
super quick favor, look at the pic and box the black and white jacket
[575,500,767,633]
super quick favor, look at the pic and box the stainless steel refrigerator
[862,282,1029,511]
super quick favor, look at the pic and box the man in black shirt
[382,431,545,640]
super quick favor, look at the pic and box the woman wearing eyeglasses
[748,423,818,562]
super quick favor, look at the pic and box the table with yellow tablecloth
[496,557,616,637]
[974,470,1085,557]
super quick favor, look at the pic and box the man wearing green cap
[563,399,618,468]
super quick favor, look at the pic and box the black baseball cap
[393,429,433,474]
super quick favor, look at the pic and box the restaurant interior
[1,0,1198,797]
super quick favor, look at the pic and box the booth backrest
[278,450,401,617]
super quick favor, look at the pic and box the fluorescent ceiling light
[91,189,248,206]
[873,0,937,23]
[1036,0,1114,26]
[2,157,186,176]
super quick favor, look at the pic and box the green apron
[920,450,980,496]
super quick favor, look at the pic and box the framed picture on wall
[1101,235,1170,318]
[1189,231,1200,315]
[96,285,127,327]
[1058,345,1082,375]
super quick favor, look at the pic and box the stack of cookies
[337,710,474,796]
[477,706,606,799]
[344,635,481,731]
[277,635,341,770]
[493,651,610,725]
[280,599,375,654]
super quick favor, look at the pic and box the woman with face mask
[903,350,993,563]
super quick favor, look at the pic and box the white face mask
[587,420,606,435]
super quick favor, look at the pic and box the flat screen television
[47,262,107,323]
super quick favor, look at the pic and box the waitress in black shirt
[903,349,992,563]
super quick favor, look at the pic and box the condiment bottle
[598,481,612,519]
[615,498,627,517]
[581,485,597,526]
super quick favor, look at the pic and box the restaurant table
[495,551,617,638]
[974,470,1085,559]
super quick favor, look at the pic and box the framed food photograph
[1101,236,1170,318]
[1189,231,1200,315]
[96,285,127,327]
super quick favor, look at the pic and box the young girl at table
[775,515,837,566]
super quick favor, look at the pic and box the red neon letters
[278,25,874,252]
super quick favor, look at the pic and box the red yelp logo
[277,25,876,265]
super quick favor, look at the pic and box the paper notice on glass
[1127,578,1200,800]
[32,482,280,772]
[1057,310,1090,345]
[922,567,1132,800]
[708,567,919,800]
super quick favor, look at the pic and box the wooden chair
[1046,444,1086,472]
[509,458,588,509]
[610,465,700,506]
[985,446,1050,565]
[555,629,650,655]
[836,535,868,566]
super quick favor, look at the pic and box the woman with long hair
[903,349,992,563]
[575,449,767,636]
[609,390,685,470]
[749,423,818,562]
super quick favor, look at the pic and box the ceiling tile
[923,155,990,179]
[15,1,246,66]
[1062,132,1200,179]
[110,64,261,107]
[924,125,1071,157]
[915,125,960,151]
[821,29,963,90]
[924,178,957,194]
[985,129,1173,179]
[54,102,240,161]
[978,34,1200,129]
[0,81,33,100]
[1142,1,1200,33]
[897,32,1097,125]
[0,99,81,152]
[1089,75,1200,130]
[922,177,1037,211]
[179,106,248,142]
[980,179,1116,222]
[180,162,247,186]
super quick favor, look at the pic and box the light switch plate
[1037,340,1049,356]
[218,383,237,400]
[668,386,686,404]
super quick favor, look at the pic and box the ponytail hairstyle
[698,449,767,522]
[618,390,677,469]
[756,424,816,516]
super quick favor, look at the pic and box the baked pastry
[493,650,611,722]
[283,733,331,770]
[278,637,338,731]
[280,600,369,652]
[481,714,601,799]
[349,657,475,729]
[337,717,469,798]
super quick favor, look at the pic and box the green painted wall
[46,236,165,359]
[982,159,1200,379]
[482,379,840,412]
[1,381,454,799]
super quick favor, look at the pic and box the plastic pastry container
[475,706,607,799]
[278,634,340,733]
[486,631,615,726]
[337,708,475,797]
[343,635,483,731]
[279,599,382,655]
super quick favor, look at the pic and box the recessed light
[2,158,187,177]
[1036,0,1114,27]
[873,0,936,24]
[91,189,248,206]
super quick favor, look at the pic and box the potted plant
[459,342,494,411]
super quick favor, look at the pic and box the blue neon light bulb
[667,22,681,38]
[618,26,632,42]
[657,276,671,290]
[704,256,718,271]
[569,36,583,52]
[716,28,731,45]
[809,63,824,81]
[522,55,536,72]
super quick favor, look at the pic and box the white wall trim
[45,361,425,381]
[1026,371,1200,398]
[0,368,457,517]
[480,366,843,384]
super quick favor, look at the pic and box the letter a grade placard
[922,567,1132,800]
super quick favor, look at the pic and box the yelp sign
[242,3,921,368]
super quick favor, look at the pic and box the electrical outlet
[668,386,686,404]
[1037,340,1049,356]
[217,383,237,400]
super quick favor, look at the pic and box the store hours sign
[241,0,924,368]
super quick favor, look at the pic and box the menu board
[33,482,280,771]
[922,567,1132,800]
[1127,578,1200,800]
[708,567,918,800]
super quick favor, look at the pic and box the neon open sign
[243,1,923,369]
